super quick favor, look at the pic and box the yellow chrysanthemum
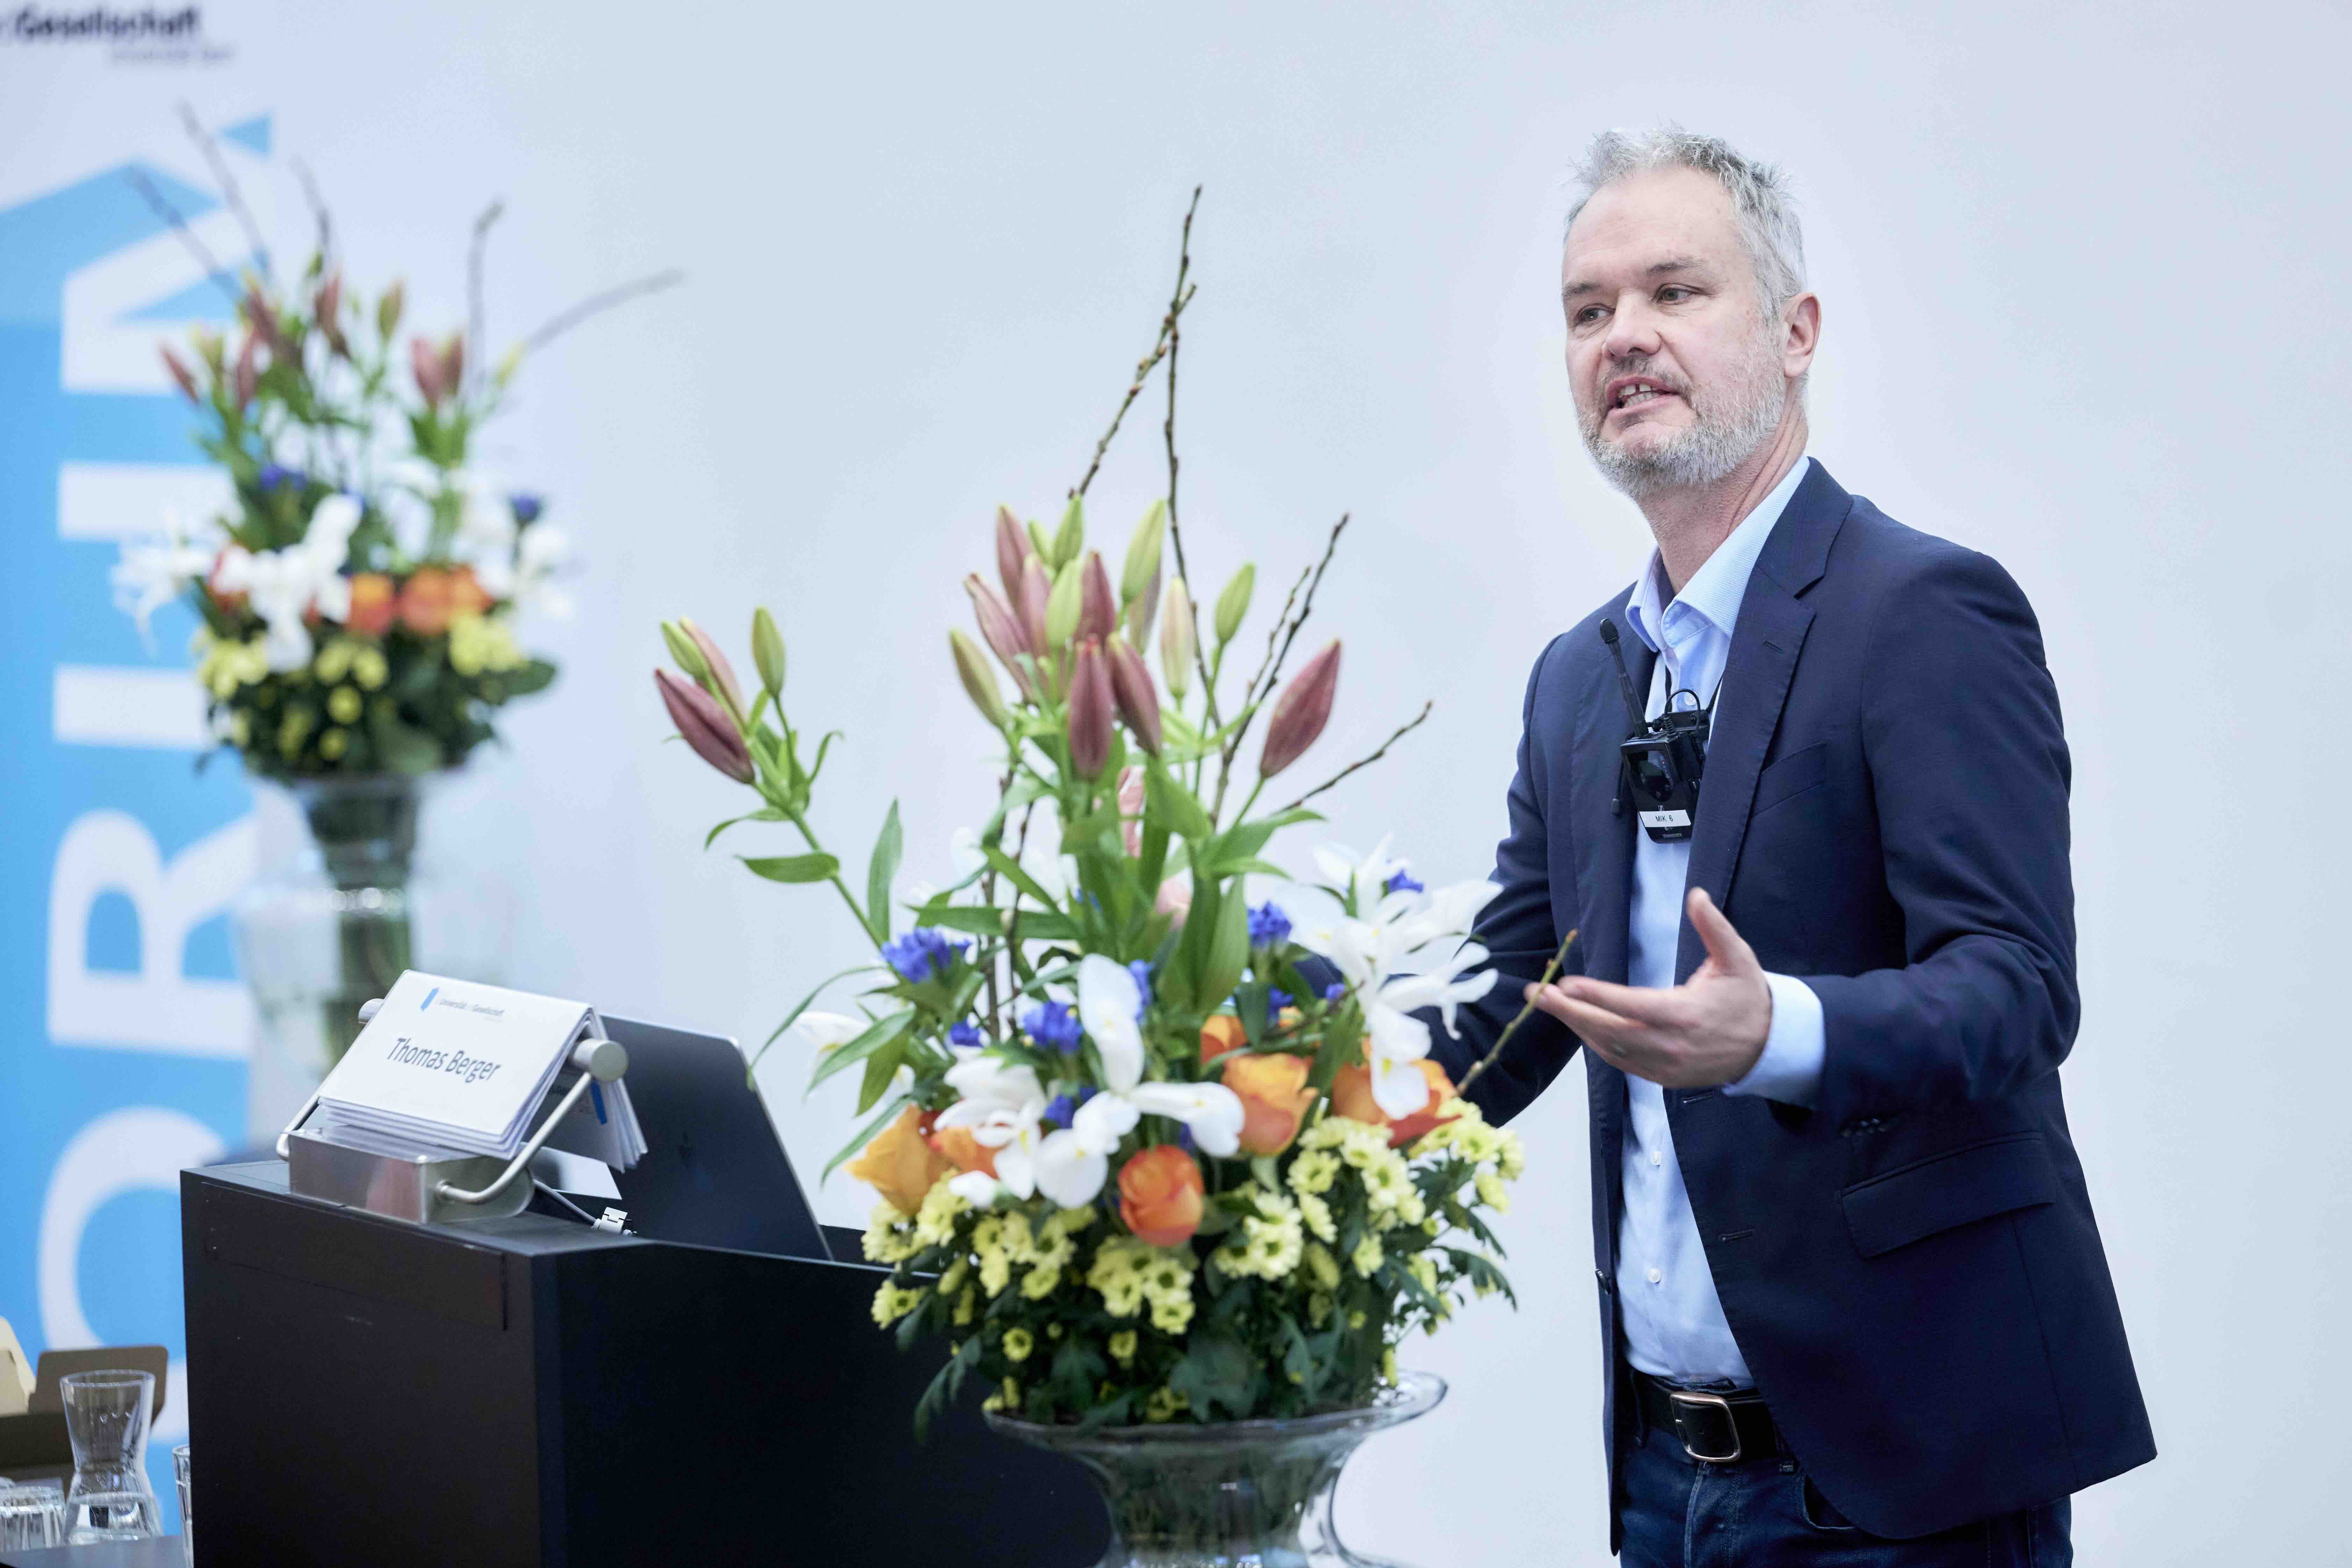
[1108,1330,1138,1365]
[1144,1385,1190,1423]
[869,1282,925,1327]
[1351,1233,1384,1278]
[1002,1327,1035,1364]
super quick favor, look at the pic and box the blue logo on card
[422,987,439,1011]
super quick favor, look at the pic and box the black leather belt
[1634,1371,1782,1464]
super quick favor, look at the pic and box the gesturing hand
[1526,888,1771,1089]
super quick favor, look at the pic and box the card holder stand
[274,997,631,1225]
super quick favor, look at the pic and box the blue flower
[1022,1000,1083,1055]
[1322,981,1348,1004]
[1175,1124,1197,1153]
[1127,959,1155,1018]
[1043,1093,1076,1128]
[257,463,301,494]
[881,927,968,984]
[1384,869,1424,896]
[947,1020,983,1049]
[1267,987,1293,1023]
[509,492,544,525]
[1247,901,1292,949]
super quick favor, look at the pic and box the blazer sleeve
[1803,547,2078,1127]
[1426,636,1585,1126]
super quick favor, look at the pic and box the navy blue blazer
[1426,462,2154,1541]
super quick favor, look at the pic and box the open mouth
[1606,377,1680,416]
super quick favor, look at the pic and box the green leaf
[705,806,788,851]
[982,844,1063,912]
[1145,757,1214,842]
[821,1091,912,1183]
[922,904,1011,938]
[1004,909,1081,942]
[1197,881,1251,1012]
[1169,1334,1258,1421]
[858,1030,910,1113]
[866,799,902,944]
[740,852,839,884]
[807,1009,914,1093]
[502,659,556,697]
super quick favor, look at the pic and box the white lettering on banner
[56,461,233,541]
[52,666,210,748]
[46,810,254,1056]
[37,1107,222,1449]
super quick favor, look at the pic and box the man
[1426,129,2153,1564]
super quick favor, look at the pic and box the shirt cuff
[1726,972,1824,1108]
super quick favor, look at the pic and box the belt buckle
[1668,1389,1742,1464]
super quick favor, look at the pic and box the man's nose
[1603,293,1662,361]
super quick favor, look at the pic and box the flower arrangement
[113,134,676,778]
[654,205,1564,1433]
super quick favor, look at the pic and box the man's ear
[1782,292,1822,379]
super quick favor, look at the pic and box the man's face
[1561,167,1794,497]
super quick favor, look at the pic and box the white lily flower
[111,505,220,645]
[209,493,365,672]
[934,1054,1049,1199]
[453,471,518,560]
[1312,835,1410,915]
[1076,955,1145,1092]
[791,1011,869,1053]
[1031,1076,1246,1208]
[946,1171,1003,1206]
[1300,860,1502,1118]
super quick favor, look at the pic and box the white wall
[8,1,2347,1558]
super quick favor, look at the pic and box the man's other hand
[1527,888,1771,1088]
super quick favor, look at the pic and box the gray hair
[1565,126,1807,324]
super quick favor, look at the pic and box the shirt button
[1650,1150,1663,1166]
[1646,1268,1663,1285]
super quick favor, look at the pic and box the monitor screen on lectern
[568,1014,831,1264]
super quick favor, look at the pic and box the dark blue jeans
[1620,1418,2071,1566]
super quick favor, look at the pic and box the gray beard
[1581,337,1789,500]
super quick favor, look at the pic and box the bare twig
[122,167,243,309]
[288,157,333,269]
[1071,281,1191,500]
[518,268,685,354]
[1250,512,1348,714]
[1156,188,1220,724]
[1212,512,1348,817]
[1274,700,1433,815]
[466,201,505,401]
[175,102,272,283]
[1455,928,1580,1097]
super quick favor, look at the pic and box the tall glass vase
[233,773,513,1142]
[987,1372,1444,1568]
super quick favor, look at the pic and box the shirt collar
[1623,454,1813,654]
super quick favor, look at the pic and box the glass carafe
[61,1371,160,1544]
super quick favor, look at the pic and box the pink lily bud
[1107,636,1162,755]
[438,333,466,401]
[655,668,754,784]
[411,336,444,406]
[1118,765,1145,856]
[1066,639,1113,779]
[1155,873,1193,927]
[160,347,200,403]
[315,274,350,358]
[240,284,289,360]
[232,332,258,409]
[994,505,1028,603]
[1079,550,1117,643]
[679,616,746,723]
[1017,553,1053,659]
[1258,640,1341,779]
[964,575,1035,699]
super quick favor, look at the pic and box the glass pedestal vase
[987,1372,1444,1568]
[233,774,514,1142]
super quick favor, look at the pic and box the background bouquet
[654,212,1559,1430]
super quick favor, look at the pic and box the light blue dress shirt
[1614,454,1827,1385]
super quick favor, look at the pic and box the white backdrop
[6,1,2348,1560]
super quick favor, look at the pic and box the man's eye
[1658,286,1693,304]
[1573,306,1607,326]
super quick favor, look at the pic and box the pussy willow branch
[175,101,272,284]
[123,166,243,310]
[1250,511,1348,713]
[1274,700,1433,816]
[1153,188,1224,741]
[466,200,504,402]
[1072,281,1192,500]
[1212,512,1348,818]
[518,268,685,354]
[1455,928,1581,1096]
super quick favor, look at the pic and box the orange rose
[845,1104,956,1215]
[1198,1014,1248,1065]
[400,567,454,635]
[345,573,396,637]
[1118,1144,1205,1246]
[926,1124,998,1179]
[449,564,494,617]
[1331,1059,1459,1149]
[1222,1052,1318,1156]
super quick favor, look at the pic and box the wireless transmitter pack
[1601,619,1715,843]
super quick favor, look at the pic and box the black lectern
[181,1163,1107,1566]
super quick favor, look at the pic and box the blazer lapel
[1673,463,1849,981]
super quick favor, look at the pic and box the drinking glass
[174,1445,194,1565]
[61,1369,161,1543]
[0,1477,66,1550]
